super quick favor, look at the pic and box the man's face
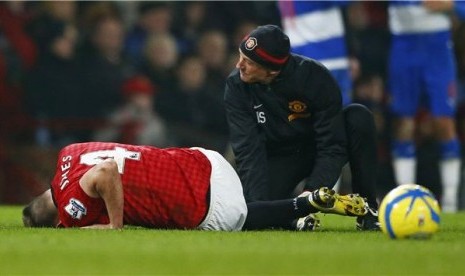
[236,50,275,84]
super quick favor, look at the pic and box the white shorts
[193,148,248,231]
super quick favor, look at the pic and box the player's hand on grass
[81,224,123,230]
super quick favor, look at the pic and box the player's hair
[22,191,57,227]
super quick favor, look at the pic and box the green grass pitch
[1,206,465,275]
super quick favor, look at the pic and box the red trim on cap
[255,47,289,65]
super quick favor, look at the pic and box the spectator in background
[387,0,465,212]
[43,1,76,23]
[158,55,228,153]
[139,32,178,98]
[279,1,357,106]
[24,20,82,147]
[196,29,230,100]
[78,1,120,34]
[125,1,173,67]
[94,75,168,147]
[27,1,77,41]
[172,1,208,55]
[345,1,389,80]
[0,2,48,204]
[78,14,130,120]
[0,1,37,72]
[0,1,38,138]
[204,2,263,35]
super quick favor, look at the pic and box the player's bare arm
[80,159,124,229]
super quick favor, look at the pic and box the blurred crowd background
[1,1,465,207]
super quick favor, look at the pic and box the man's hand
[81,224,123,230]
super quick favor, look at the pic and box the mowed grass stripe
[1,206,465,275]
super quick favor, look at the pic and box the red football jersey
[51,142,211,229]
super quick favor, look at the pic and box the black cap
[239,25,290,71]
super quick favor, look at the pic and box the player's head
[22,189,58,227]
[237,25,290,84]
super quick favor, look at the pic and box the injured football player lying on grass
[22,142,370,231]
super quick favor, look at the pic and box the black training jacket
[224,54,347,199]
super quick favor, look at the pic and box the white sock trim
[393,158,416,186]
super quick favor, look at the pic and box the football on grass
[379,184,440,239]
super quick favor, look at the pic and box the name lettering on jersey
[64,198,87,220]
[60,155,72,190]
[80,147,141,174]
[256,111,266,123]
[288,100,311,122]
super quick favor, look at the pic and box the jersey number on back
[80,147,141,174]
